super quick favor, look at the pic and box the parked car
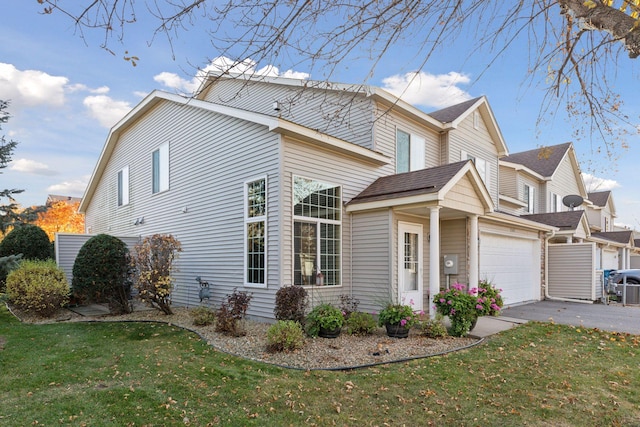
[607,269,640,303]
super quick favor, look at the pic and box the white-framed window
[525,184,535,214]
[152,142,169,194]
[117,166,129,207]
[396,129,425,173]
[550,192,562,212]
[245,176,267,287]
[462,150,490,192]
[293,176,341,286]
[473,111,480,130]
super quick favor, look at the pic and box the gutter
[543,229,593,304]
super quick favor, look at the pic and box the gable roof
[501,142,572,177]
[346,160,493,213]
[521,210,587,231]
[428,97,483,123]
[79,90,390,212]
[588,191,611,207]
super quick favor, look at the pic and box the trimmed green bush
[72,234,131,314]
[0,254,22,292]
[305,303,344,338]
[420,316,448,338]
[274,286,308,323]
[190,306,216,326]
[0,225,51,288]
[345,311,377,336]
[6,259,69,317]
[266,320,305,353]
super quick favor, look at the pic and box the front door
[398,222,423,311]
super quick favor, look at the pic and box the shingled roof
[591,230,633,245]
[501,142,572,177]
[348,161,469,205]
[427,97,483,123]
[521,210,586,231]
[588,191,611,207]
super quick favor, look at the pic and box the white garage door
[479,233,540,305]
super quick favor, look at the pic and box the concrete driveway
[502,300,640,335]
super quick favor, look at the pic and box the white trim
[397,221,423,311]
[117,165,129,207]
[244,175,268,288]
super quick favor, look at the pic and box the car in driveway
[607,269,640,303]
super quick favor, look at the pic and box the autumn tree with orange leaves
[35,201,85,241]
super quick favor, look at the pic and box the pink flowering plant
[433,281,503,337]
[377,302,420,329]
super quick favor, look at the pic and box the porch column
[429,206,441,319]
[469,215,479,290]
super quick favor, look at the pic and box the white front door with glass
[398,222,423,312]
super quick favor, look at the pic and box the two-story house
[77,73,552,319]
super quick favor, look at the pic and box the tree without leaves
[38,1,640,159]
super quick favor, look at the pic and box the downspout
[544,230,593,304]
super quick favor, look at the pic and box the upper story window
[550,192,562,212]
[117,166,129,207]
[152,143,169,194]
[525,184,535,214]
[245,177,267,287]
[396,129,425,174]
[473,111,480,129]
[462,151,489,192]
[293,176,341,287]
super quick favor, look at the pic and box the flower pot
[385,322,410,338]
[318,326,342,338]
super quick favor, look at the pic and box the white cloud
[83,95,132,128]
[10,158,58,176]
[153,56,310,94]
[47,177,89,196]
[0,62,68,108]
[583,173,621,192]
[381,71,473,108]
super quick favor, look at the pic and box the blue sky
[1,2,639,227]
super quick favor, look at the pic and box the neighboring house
[46,194,83,207]
[78,73,551,319]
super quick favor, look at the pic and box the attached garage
[479,230,541,305]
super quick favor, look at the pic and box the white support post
[469,215,479,291]
[429,206,441,319]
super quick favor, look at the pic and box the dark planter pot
[385,322,410,338]
[318,326,342,338]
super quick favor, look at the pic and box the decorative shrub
[338,294,360,320]
[266,320,305,353]
[0,254,22,292]
[0,225,51,287]
[377,303,420,328]
[72,234,132,314]
[215,288,253,336]
[420,316,448,339]
[0,224,52,260]
[305,303,344,337]
[345,311,376,336]
[274,286,308,323]
[130,234,182,315]
[6,259,69,317]
[190,306,216,326]
[433,283,479,337]
[473,280,504,316]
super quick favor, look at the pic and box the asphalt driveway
[502,300,640,335]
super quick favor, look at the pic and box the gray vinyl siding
[499,165,518,199]
[446,114,499,205]
[548,243,597,300]
[54,233,140,285]
[440,219,468,286]
[350,209,392,314]
[84,99,282,320]
[203,79,375,149]
[371,107,440,173]
[546,155,583,213]
[280,137,385,305]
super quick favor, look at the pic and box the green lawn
[1,304,639,426]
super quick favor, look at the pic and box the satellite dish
[562,194,584,210]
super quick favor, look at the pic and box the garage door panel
[480,233,540,305]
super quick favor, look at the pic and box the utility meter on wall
[443,254,458,275]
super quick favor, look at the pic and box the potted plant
[305,303,344,338]
[472,280,504,317]
[377,303,420,338]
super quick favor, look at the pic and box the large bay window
[293,176,341,286]
[245,177,266,286]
